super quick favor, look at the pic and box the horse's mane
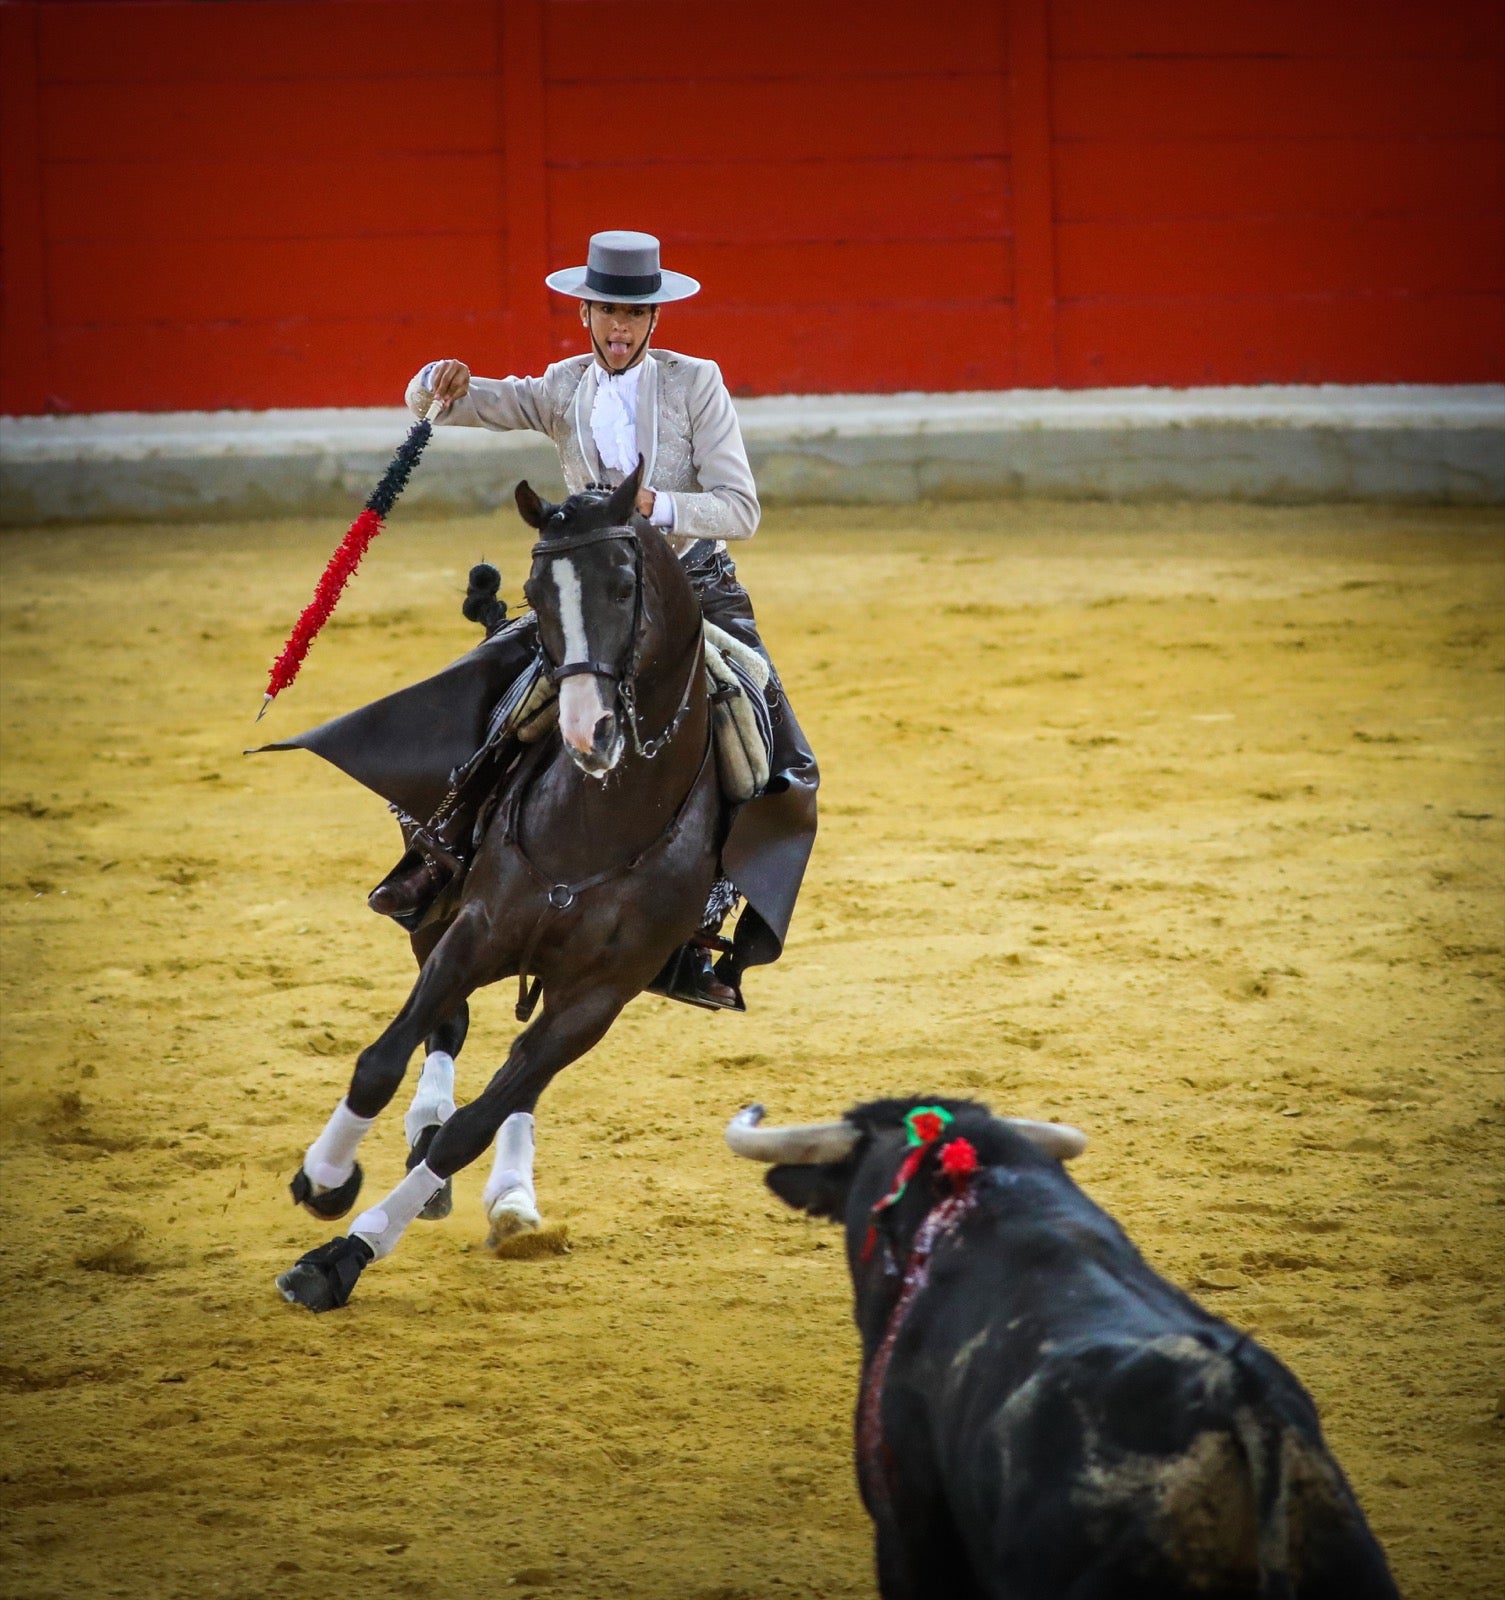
[526,488,696,675]
[533,492,688,591]
[530,493,603,539]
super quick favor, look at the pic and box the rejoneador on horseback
[262,232,819,1310]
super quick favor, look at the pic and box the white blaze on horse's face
[550,557,624,778]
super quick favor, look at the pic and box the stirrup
[408,825,466,878]
[647,945,746,1012]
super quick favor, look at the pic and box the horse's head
[516,463,644,779]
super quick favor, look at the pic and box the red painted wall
[1,0,1501,414]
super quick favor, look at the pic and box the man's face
[582,301,657,372]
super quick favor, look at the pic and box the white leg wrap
[350,1162,446,1260]
[303,1099,375,1192]
[483,1112,537,1209]
[483,1113,541,1241]
[403,1050,457,1147]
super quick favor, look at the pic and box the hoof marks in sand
[275,1235,374,1312]
[486,1195,568,1260]
[488,1223,570,1261]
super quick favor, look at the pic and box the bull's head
[726,1097,1087,1345]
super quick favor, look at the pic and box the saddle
[701,622,773,804]
[366,619,773,934]
[492,620,774,803]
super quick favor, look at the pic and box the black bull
[740,1098,1398,1600]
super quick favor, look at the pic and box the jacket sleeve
[405,362,554,433]
[667,361,760,544]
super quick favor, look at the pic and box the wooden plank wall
[0,0,1500,414]
[1049,0,1505,385]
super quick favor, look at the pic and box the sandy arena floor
[1,501,1502,1599]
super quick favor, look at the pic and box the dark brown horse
[276,464,720,1310]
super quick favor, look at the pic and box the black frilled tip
[365,417,434,517]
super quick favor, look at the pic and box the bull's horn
[1003,1118,1088,1160]
[724,1104,860,1164]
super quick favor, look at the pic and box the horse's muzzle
[559,675,623,776]
[568,711,623,779]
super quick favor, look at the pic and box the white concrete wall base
[2,385,1500,524]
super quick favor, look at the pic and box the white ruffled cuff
[648,490,675,529]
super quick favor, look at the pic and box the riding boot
[367,855,453,920]
[367,810,471,921]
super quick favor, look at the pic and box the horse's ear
[605,457,644,526]
[515,480,551,529]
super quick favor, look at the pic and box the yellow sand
[1,501,1501,1599]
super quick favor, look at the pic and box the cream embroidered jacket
[405,349,760,550]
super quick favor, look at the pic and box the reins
[509,523,710,1021]
[619,609,703,760]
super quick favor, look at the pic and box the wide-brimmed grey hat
[544,230,700,305]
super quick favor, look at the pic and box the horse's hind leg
[414,1004,543,1245]
[482,1109,541,1247]
[427,982,628,1256]
[401,1003,471,1222]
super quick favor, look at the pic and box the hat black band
[585,267,662,297]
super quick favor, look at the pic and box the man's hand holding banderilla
[425,359,471,411]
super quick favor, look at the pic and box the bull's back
[942,1331,1396,1600]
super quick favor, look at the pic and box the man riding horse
[264,235,819,1297]
[281,231,818,1010]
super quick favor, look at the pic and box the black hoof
[289,1163,364,1221]
[275,1235,374,1313]
[406,1125,453,1221]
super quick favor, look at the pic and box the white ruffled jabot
[590,363,643,476]
[588,363,675,529]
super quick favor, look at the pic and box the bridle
[530,520,700,761]
[507,516,712,1023]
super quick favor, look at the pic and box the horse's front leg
[280,979,626,1312]
[278,914,487,1310]
[399,1003,471,1223]
[400,1004,536,1237]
